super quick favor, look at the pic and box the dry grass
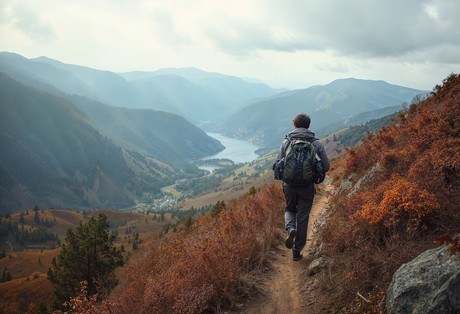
[0,273,53,313]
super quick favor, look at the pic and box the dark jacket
[277,128,330,173]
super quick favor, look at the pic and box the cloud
[315,60,349,73]
[9,1,56,42]
[202,19,318,56]
[151,8,192,46]
[196,0,460,62]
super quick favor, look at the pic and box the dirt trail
[242,183,332,314]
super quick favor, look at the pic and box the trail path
[242,183,333,314]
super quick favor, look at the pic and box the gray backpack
[274,136,324,185]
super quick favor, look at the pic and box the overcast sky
[1,0,459,90]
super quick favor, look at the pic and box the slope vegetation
[107,183,285,313]
[318,73,460,312]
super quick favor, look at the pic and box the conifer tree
[47,214,124,310]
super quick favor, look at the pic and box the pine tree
[5,271,12,281]
[47,214,124,311]
[184,215,193,230]
[1,266,6,282]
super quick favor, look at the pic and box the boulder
[386,245,460,314]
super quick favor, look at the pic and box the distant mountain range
[0,51,429,212]
[213,78,427,148]
[0,52,278,126]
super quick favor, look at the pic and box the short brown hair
[293,113,311,128]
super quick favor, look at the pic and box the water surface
[203,133,259,164]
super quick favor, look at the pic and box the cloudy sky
[1,0,459,90]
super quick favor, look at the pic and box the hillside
[314,73,460,312]
[68,95,224,162]
[0,73,169,212]
[215,78,425,148]
[0,207,177,312]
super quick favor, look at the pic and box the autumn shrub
[356,175,439,233]
[320,73,460,312]
[66,281,99,314]
[108,183,285,313]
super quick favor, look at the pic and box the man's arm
[277,139,288,160]
[313,141,330,173]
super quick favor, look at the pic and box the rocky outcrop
[338,162,382,196]
[308,257,327,276]
[386,245,460,314]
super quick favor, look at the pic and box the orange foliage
[356,176,439,232]
[65,281,99,314]
[107,183,285,313]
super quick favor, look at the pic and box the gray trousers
[284,183,315,253]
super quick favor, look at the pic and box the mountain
[215,78,426,148]
[67,95,224,161]
[32,55,141,108]
[0,53,279,125]
[117,68,280,126]
[319,104,403,139]
[0,73,221,213]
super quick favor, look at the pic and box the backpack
[273,136,325,185]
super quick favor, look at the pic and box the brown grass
[0,273,53,313]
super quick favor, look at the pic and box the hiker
[276,113,330,261]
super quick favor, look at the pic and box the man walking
[277,113,330,260]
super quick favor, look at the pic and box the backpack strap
[285,134,318,144]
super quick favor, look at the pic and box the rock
[386,245,460,314]
[349,162,381,196]
[308,257,326,276]
[338,174,354,193]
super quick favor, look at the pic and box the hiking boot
[292,250,302,261]
[285,229,296,249]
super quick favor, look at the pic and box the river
[200,133,260,171]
